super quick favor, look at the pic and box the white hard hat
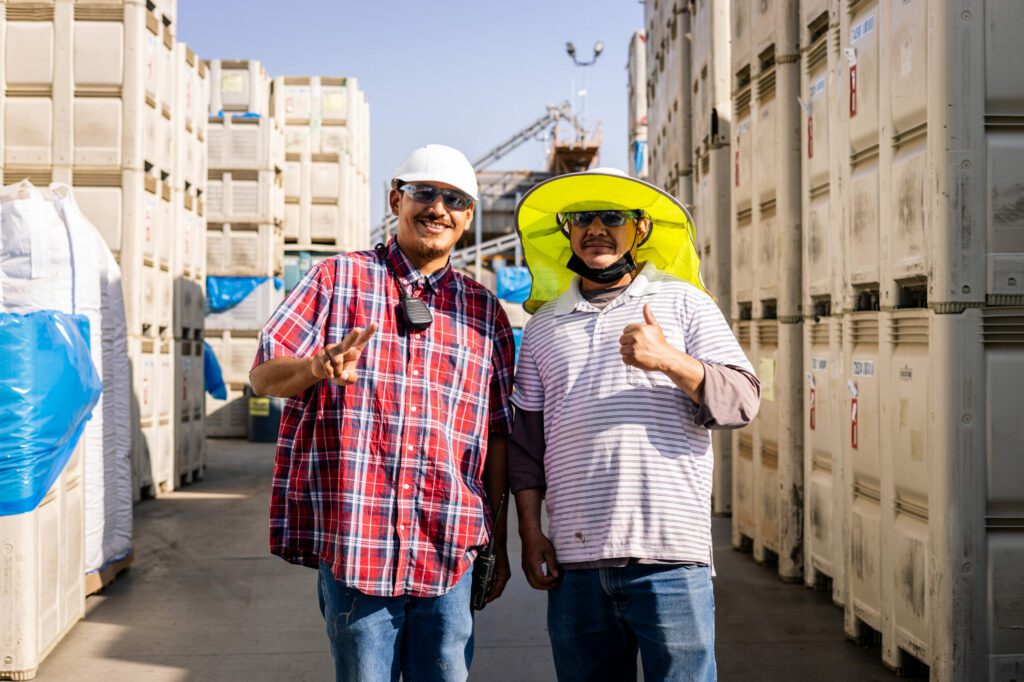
[393,144,478,202]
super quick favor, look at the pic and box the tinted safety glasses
[398,183,474,211]
[558,210,644,229]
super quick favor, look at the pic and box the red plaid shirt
[253,239,515,597]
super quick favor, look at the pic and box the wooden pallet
[85,552,134,596]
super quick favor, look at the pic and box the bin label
[852,359,874,377]
[221,73,245,95]
[249,397,270,417]
[851,14,875,44]
[812,357,828,372]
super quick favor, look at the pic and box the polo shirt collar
[552,262,665,316]
[385,237,454,293]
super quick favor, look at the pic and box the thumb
[643,303,660,328]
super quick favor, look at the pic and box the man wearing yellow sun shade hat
[507,168,760,681]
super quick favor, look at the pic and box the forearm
[661,349,707,404]
[514,488,545,538]
[249,356,320,398]
[484,434,508,545]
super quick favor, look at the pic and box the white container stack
[270,75,371,252]
[204,60,282,437]
[626,30,649,180]
[642,0,692,205]
[690,0,733,516]
[0,0,210,501]
[640,0,1024,676]
[172,43,209,485]
[0,441,86,681]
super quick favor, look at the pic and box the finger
[331,330,361,357]
[487,570,511,603]
[622,323,643,335]
[643,303,660,328]
[542,549,560,578]
[351,323,379,350]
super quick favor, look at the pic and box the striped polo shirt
[511,264,754,566]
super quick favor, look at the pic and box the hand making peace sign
[310,324,379,387]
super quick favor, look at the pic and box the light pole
[565,40,604,138]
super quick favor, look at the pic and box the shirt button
[407,445,413,451]
[413,370,420,376]
[410,406,417,412]
[403,484,410,490]
[398,524,405,531]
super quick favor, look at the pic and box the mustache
[415,213,454,228]
[582,237,615,247]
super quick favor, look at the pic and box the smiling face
[567,213,649,271]
[390,181,474,274]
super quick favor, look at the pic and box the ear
[389,188,401,216]
[636,217,651,245]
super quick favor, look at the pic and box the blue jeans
[547,564,716,682]
[317,564,474,681]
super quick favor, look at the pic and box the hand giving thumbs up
[619,304,674,372]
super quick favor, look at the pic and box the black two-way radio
[375,243,433,332]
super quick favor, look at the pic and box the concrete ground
[36,440,923,681]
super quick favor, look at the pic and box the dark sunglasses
[558,210,643,229]
[398,183,474,211]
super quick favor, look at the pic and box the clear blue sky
[177,0,645,224]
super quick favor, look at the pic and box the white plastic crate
[205,330,260,386]
[831,1,1024,310]
[205,277,284,332]
[208,59,269,117]
[205,222,283,278]
[207,115,284,172]
[641,0,692,203]
[174,44,210,192]
[205,170,284,225]
[128,335,175,497]
[627,30,648,180]
[0,441,86,681]
[205,383,248,439]
[690,0,731,156]
[802,314,845,606]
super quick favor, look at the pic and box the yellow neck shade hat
[514,168,708,313]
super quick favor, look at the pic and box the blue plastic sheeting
[214,110,261,119]
[633,140,647,176]
[206,276,270,313]
[496,267,532,303]
[512,328,523,364]
[0,312,102,516]
[204,341,228,400]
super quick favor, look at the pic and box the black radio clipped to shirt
[376,243,433,332]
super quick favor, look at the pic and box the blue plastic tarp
[496,267,532,304]
[206,276,269,313]
[204,341,228,400]
[512,328,523,364]
[0,312,102,516]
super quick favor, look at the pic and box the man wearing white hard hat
[250,144,515,681]
[508,168,760,681]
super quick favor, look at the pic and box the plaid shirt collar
[384,237,455,293]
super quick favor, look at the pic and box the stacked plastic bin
[204,59,284,438]
[270,75,371,263]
